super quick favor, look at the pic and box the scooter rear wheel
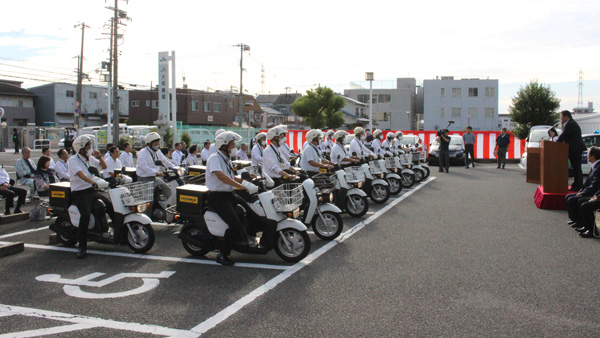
[126,222,155,253]
[345,195,369,217]
[56,217,77,247]
[414,169,425,183]
[274,229,311,262]
[181,227,210,257]
[422,166,430,178]
[312,211,343,241]
[388,177,402,195]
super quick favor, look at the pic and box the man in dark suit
[565,146,600,230]
[556,110,587,191]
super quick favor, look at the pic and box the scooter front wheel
[345,195,369,217]
[274,229,311,262]
[181,227,210,257]
[414,169,425,183]
[126,222,155,253]
[312,211,343,241]
[401,173,416,188]
[369,184,390,204]
[422,166,430,178]
[387,177,402,195]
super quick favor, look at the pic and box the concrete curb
[0,242,24,257]
[0,213,30,224]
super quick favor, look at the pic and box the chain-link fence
[175,122,258,147]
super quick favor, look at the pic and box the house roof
[262,107,290,116]
[256,94,279,104]
[273,93,301,105]
[0,82,36,97]
[339,95,368,106]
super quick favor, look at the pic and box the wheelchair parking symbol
[36,271,175,299]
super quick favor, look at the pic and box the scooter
[374,155,402,195]
[384,148,416,189]
[298,173,344,240]
[359,157,391,204]
[47,175,155,253]
[400,147,426,183]
[175,178,311,263]
[150,167,186,223]
[328,165,370,218]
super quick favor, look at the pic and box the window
[146,100,151,107]
[452,108,461,117]
[378,94,391,103]
[357,94,369,104]
[452,88,461,97]
[485,108,494,117]
[468,88,478,97]
[192,100,199,111]
[66,90,74,97]
[440,88,445,97]
[214,102,222,113]
[228,101,234,109]
[355,107,359,114]
[485,87,495,97]
[89,92,98,99]
[468,108,478,118]
[151,100,158,109]
[131,100,140,107]
[17,100,24,107]
[440,108,445,117]
[204,102,211,112]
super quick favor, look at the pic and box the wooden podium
[526,147,541,184]
[540,140,569,193]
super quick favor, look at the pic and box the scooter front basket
[271,183,303,212]
[344,166,365,183]
[122,181,154,206]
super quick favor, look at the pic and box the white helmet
[73,135,92,154]
[267,126,285,141]
[395,131,404,140]
[255,132,267,141]
[373,129,383,139]
[276,124,288,133]
[386,132,395,140]
[215,131,242,149]
[354,127,364,135]
[145,132,161,145]
[306,129,324,143]
[334,130,348,141]
[215,129,225,137]
[326,130,335,137]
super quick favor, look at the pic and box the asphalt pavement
[1,163,599,337]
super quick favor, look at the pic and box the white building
[344,78,416,131]
[29,83,129,128]
[498,113,516,131]
[423,76,499,131]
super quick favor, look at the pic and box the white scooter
[299,176,344,240]
[330,166,370,217]
[361,159,391,204]
[150,167,186,223]
[374,155,402,195]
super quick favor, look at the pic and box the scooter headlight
[286,207,300,219]
[329,192,334,203]
[353,181,363,189]
[177,167,186,177]
[136,203,149,213]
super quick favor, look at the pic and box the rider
[330,130,360,166]
[208,129,226,157]
[395,131,405,154]
[372,129,388,157]
[251,132,267,167]
[136,132,177,182]
[381,132,396,154]
[349,127,374,160]
[275,125,296,163]
[206,131,251,266]
[263,126,297,186]
[68,135,107,259]
[300,129,334,177]
[320,130,335,159]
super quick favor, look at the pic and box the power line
[0,62,75,77]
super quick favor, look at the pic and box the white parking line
[190,177,435,335]
[0,241,289,271]
[0,226,48,240]
[0,304,197,337]
[0,323,97,338]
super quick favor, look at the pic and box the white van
[519,125,561,169]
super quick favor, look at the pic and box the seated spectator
[104,143,114,160]
[103,146,123,181]
[119,142,134,167]
[34,156,59,197]
[0,165,26,215]
[42,147,56,169]
[566,146,600,229]
[186,145,199,167]
[55,149,70,182]
[237,143,249,160]
[15,147,35,188]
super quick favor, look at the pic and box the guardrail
[33,139,51,150]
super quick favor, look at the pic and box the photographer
[437,129,450,173]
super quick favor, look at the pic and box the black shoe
[445,169,449,173]
[567,220,576,225]
[13,208,23,214]
[77,246,86,259]
[579,230,594,238]
[439,169,443,172]
[216,253,234,266]
[497,166,500,169]
[569,187,579,192]
[502,166,505,169]
[570,222,580,228]
[465,166,469,169]
[4,210,10,216]
[575,226,587,232]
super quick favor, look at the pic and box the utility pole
[74,22,90,130]
[284,87,291,95]
[234,43,250,128]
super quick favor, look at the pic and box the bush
[118,135,133,149]
[181,133,192,146]
[163,127,173,147]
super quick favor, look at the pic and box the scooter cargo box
[187,165,206,176]
[114,167,137,182]
[49,182,71,207]
[176,184,209,214]
[232,160,252,170]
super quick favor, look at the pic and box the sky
[1,0,599,115]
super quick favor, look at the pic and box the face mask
[86,149,93,157]
[260,141,266,146]
[151,145,159,151]
[360,135,365,141]
[229,147,236,157]
[378,135,383,140]
[281,137,286,143]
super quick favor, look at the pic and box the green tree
[291,87,345,129]
[118,135,133,149]
[181,132,192,146]
[163,127,173,148]
[509,80,561,139]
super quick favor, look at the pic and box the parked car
[58,138,64,148]
[519,125,562,169]
[580,132,600,174]
[428,135,465,165]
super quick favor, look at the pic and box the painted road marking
[36,271,176,299]
[0,304,197,337]
[0,226,48,240]
[190,177,436,335]
[0,241,289,271]
[0,323,96,338]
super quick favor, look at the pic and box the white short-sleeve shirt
[103,156,122,179]
[206,152,235,192]
[300,143,322,172]
[68,154,100,192]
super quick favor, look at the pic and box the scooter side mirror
[241,171,252,181]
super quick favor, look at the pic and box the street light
[365,72,374,131]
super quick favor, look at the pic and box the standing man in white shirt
[263,126,297,186]
[200,141,211,165]
[119,142,134,168]
[331,130,359,166]
[55,149,70,182]
[136,132,177,182]
[350,127,374,159]
[103,146,123,181]
[172,142,185,166]
[68,135,107,258]
[300,129,334,176]
[251,132,267,166]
